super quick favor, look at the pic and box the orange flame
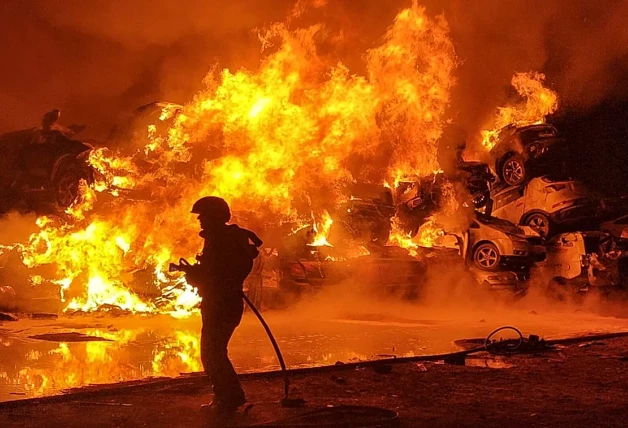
[310,211,334,247]
[482,72,559,150]
[10,2,459,316]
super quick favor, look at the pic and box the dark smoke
[1,0,628,141]
[0,0,293,137]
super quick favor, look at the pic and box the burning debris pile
[1,1,625,318]
[0,2,459,316]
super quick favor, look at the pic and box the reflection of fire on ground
[0,1,558,318]
[9,329,204,397]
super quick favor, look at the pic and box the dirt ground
[1,336,628,427]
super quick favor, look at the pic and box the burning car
[107,101,183,149]
[488,123,565,186]
[0,110,94,212]
[332,182,397,246]
[490,176,601,237]
[532,232,628,297]
[395,163,494,237]
[267,245,426,303]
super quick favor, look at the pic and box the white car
[434,213,546,271]
[532,232,626,296]
[490,176,599,237]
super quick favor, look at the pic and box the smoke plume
[2,1,628,140]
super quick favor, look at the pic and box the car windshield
[476,213,523,235]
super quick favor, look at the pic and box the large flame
[10,1,458,316]
[481,72,559,150]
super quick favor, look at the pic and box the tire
[473,242,500,271]
[523,212,552,237]
[51,158,87,208]
[501,154,527,186]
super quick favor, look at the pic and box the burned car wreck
[533,231,628,297]
[416,243,530,297]
[395,163,494,237]
[0,110,94,212]
[252,182,422,305]
[488,123,566,186]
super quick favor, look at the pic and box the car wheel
[54,167,81,207]
[473,243,500,271]
[52,156,89,209]
[501,154,526,186]
[524,213,551,237]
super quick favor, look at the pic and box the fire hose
[169,258,303,406]
[243,293,404,426]
[241,292,305,407]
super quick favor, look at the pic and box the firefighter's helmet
[191,196,231,223]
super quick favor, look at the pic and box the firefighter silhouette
[186,196,262,412]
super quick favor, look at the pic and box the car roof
[514,123,557,133]
[0,128,38,144]
[134,101,183,114]
[491,123,559,149]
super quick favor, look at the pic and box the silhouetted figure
[42,109,61,132]
[187,196,262,413]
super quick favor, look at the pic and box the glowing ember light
[29,275,44,286]
[310,211,334,247]
[481,72,559,150]
[388,217,420,257]
[249,97,272,118]
[65,274,154,314]
[415,218,445,248]
[115,236,131,254]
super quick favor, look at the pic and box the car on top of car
[490,176,601,238]
[432,212,545,272]
[488,123,566,186]
[0,110,95,212]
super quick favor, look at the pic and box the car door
[492,186,526,225]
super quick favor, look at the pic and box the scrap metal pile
[0,3,627,317]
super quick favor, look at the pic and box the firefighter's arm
[183,263,210,290]
[247,230,263,248]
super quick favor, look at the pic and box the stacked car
[533,231,627,298]
[0,111,95,213]
[490,176,602,238]
[3,109,627,306]
[484,124,628,295]
[488,123,566,187]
